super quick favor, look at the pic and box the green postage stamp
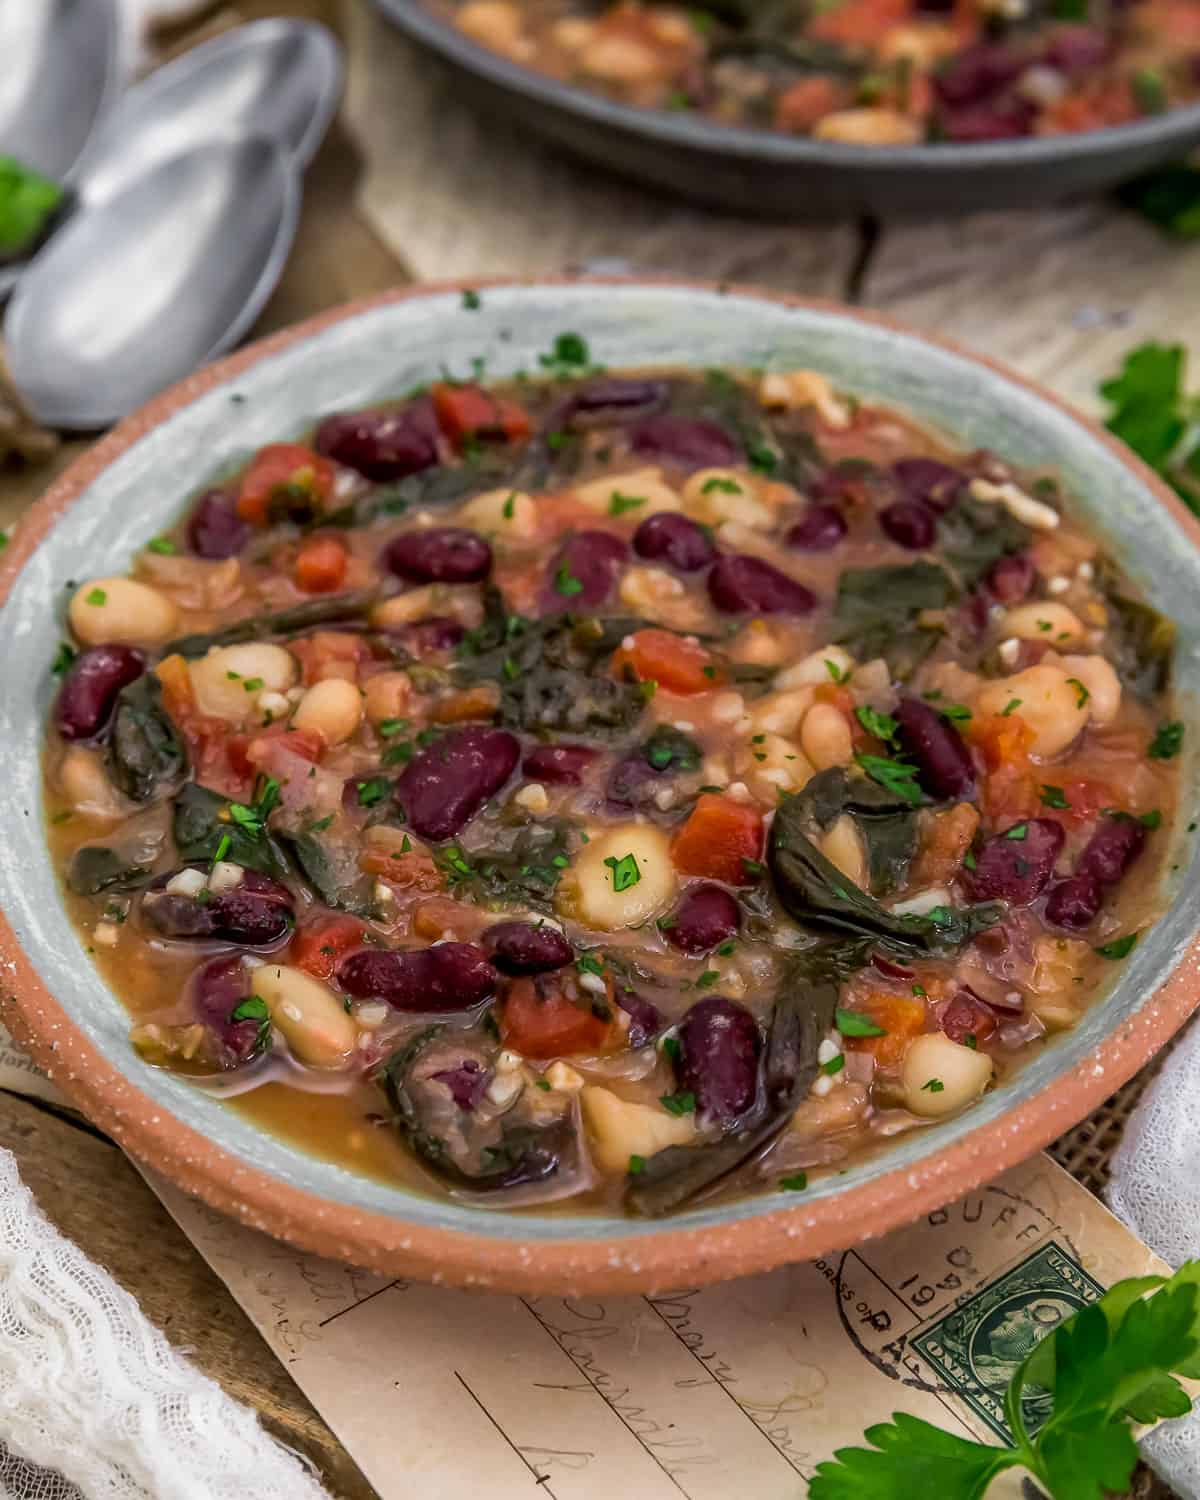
[911,1240,1107,1442]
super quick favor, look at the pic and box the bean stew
[44,336,1183,1216]
[437,0,1200,146]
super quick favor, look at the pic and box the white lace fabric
[0,1149,329,1500]
[1108,1016,1200,1497]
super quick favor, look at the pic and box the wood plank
[0,1087,379,1500]
[342,3,858,294]
[858,201,1200,414]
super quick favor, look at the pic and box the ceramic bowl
[373,0,1200,219]
[2,279,1198,1294]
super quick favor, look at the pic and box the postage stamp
[909,1240,1107,1442]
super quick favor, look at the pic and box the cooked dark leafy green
[641,725,703,773]
[106,675,188,803]
[440,817,572,910]
[802,767,917,896]
[164,591,378,658]
[1097,560,1175,698]
[833,561,956,679]
[172,784,291,879]
[937,494,1032,586]
[67,846,154,897]
[281,827,374,915]
[768,779,999,955]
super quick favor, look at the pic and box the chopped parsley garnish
[51,642,76,676]
[461,289,481,310]
[939,703,972,723]
[608,490,646,517]
[921,1078,945,1094]
[356,777,390,808]
[716,940,736,957]
[1066,677,1090,709]
[1040,785,1070,809]
[746,441,777,475]
[146,537,177,555]
[855,706,898,745]
[535,1078,551,1091]
[854,753,923,807]
[660,1091,696,1116]
[701,476,740,495]
[1149,720,1184,759]
[696,969,719,988]
[911,983,927,997]
[379,718,409,737]
[1140,809,1163,830]
[741,857,765,877]
[85,588,107,607]
[1001,697,1023,716]
[661,1036,682,1062]
[627,1154,646,1176]
[821,1053,845,1076]
[1005,823,1029,841]
[835,1009,887,1038]
[242,676,264,693]
[603,852,641,891]
[501,491,516,520]
[1096,933,1139,960]
[578,953,605,977]
[825,659,850,684]
[539,331,592,376]
[554,562,584,597]
[779,1173,808,1192]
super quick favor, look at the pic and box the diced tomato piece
[671,794,764,886]
[841,991,928,1069]
[774,76,847,133]
[611,628,720,696]
[431,383,532,447]
[939,991,998,1048]
[294,535,348,594]
[228,725,323,780]
[291,916,368,979]
[154,653,194,721]
[237,443,335,526]
[969,713,1038,822]
[289,630,365,686]
[501,977,614,1059]
[810,0,907,44]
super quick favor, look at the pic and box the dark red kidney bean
[1077,816,1146,887]
[540,531,628,614]
[1045,874,1103,931]
[522,743,597,785]
[616,990,663,1048]
[313,398,438,480]
[708,554,816,616]
[405,616,465,655]
[190,955,263,1067]
[880,499,936,550]
[394,725,519,841]
[633,511,716,572]
[664,883,741,956]
[562,378,668,429]
[339,942,498,1012]
[482,921,574,976]
[676,996,761,1125]
[430,1059,490,1111]
[986,553,1034,604]
[934,42,1023,106]
[186,489,250,559]
[786,504,847,552]
[55,645,145,742]
[963,819,1065,907]
[630,414,740,471]
[144,869,293,947]
[894,697,975,801]
[383,526,492,584]
[1043,25,1110,75]
[892,458,964,514]
[940,97,1034,142]
[941,988,998,1045]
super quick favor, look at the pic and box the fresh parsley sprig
[1099,343,1200,514]
[809,1261,1200,1500]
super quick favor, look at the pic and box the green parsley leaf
[627,1154,646,1176]
[378,718,409,737]
[146,537,177,556]
[1066,677,1090,709]
[911,983,927,997]
[356,777,390,808]
[661,1036,682,1062]
[659,1091,696,1116]
[855,705,898,745]
[854,753,923,807]
[554,562,584,597]
[779,1173,808,1192]
[920,1077,945,1093]
[701,476,741,495]
[835,1009,887,1038]
[0,156,64,256]
[1096,932,1139,960]
[231,995,269,1023]
[501,491,516,520]
[939,703,972,723]
[741,857,765,877]
[1005,823,1028,841]
[85,588,107,607]
[1149,720,1184,759]
[821,1053,845,1076]
[461,289,481,310]
[1040,785,1070,810]
[1001,697,1023,717]
[825,659,850,684]
[578,953,605,977]
[603,853,641,891]
[1140,809,1163,830]
[1133,67,1167,116]
[242,676,264,692]
[696,969,719,988]
[51,641,76,676]
[535,1078,551,1090]
[608,490,647,517]
[539,331,591,376]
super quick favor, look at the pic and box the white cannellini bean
[188,643,298,721]
[515,782,550,814]
[902,1033,994,1117]
[166,867,208,898]
[544,1061,584,1093]
[573,467,682,517]
[69,577,178,647]
[1057,654,1122,726]
[560,823,676,931]
[456,0,523,50]
[208,862,245,893]
[976,664,1089,758]
[999,601,1085,646]
[457,487,538,540]
[292,677,364,746]
[813,108,922,148]
[800,702,854,771]
[758,370,854,428]
[968,477,1060,531]
[749,687,815,737]
[580,1086,696,1173]
[776,645,855,689]
[820,815,866,888]
[93,922,120,947]
[58,746,124,821]
[253,965,358,1069]
[683,469,775,530]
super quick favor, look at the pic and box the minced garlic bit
[93,922,119,947]
[968,477,1060,531]
[515,782,550,814]
[544,1061,584,1093]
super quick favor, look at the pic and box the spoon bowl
[75,18,343,206]
[4,137,299,430]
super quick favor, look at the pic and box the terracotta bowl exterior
[2,278,1199,1295]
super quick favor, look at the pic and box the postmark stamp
[909,1240,1106,1441]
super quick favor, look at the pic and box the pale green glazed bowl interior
[2,282,1198,1249]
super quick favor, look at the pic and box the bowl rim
[373,0,1200,175]
[3,273,1199,1294]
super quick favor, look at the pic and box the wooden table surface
[3,2,1200,1494]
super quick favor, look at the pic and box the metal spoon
[0,0,120,297]
[75,18,343,205]
[4,136,299,430]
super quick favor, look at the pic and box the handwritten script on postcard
[0,1022,1169,1500]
